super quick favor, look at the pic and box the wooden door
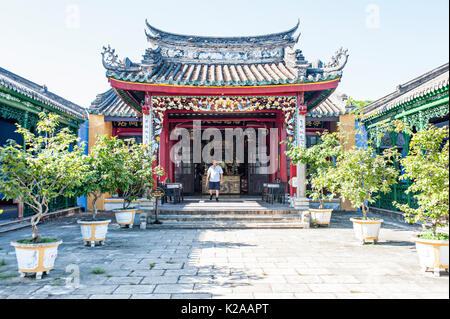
[247,163,269,195]
[174,162,194,194]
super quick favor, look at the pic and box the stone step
[0,207,82,235]
[144,221,305,229]
[0,220,31,234]
[156,210,298,215]
[156,214,301,222]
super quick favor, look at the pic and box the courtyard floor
[0,211,448,299]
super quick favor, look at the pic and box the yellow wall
[339,113,356,151]
[338,113,357,211]
[87,114,113,211]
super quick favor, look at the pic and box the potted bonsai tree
[286,131,344,227]
[74,135,128,247]
[0,113,85,279]
[394,124,449,276]
[112,139,163,229]
[333,145,399,244]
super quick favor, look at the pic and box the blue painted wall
[76,120,89,211]
[0,118,23,147]
[0,119,23,208]
[355,120,368,149]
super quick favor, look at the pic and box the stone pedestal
[294,197,310,229]
[139,198,155,230]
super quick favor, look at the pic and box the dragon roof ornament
[322,47,349,73]
[102,45,141,72]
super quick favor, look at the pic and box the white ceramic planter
[77,219,111,247]
[414,236,449,277]
[350,217,383,244]
[113,209,137,228]
[310,208,333,227]
[10,240,62,279]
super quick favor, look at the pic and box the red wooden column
[158,111,169,183]
[289,160,297,197]
[268,123,275,183]
[142,91,157,188]
[278,110,288,183]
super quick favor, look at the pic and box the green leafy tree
[285,131,344,208]
[333,145,399,219]
[394,124,449,237]
[73,135,129,219]
[0,113,85,242]
[117,139,164,209]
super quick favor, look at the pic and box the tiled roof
[105,62,342,87]
[89,89,139,118]
[308,91,351,118]
[101,21,349,87]
[89,89,349,119]
[364,63,449,118]
[0,67,87,120]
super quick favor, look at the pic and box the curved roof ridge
[145,19,299,43]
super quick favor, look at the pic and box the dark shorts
[208,181,221,190]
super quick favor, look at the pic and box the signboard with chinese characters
[142,114,152,145]
[112,121,142,128]
[297,114,306,148]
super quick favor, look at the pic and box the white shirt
[207,165,223,182]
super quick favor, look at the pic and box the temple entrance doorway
[167,112,282,196]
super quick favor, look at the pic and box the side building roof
[0,67,88,121]
[363,63,449,120]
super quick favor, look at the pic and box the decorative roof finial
[101,45,140,72]
[322,47,349,73]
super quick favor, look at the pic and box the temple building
[0,66,88,219]
[88,20,352,211]
[362,62,449,213]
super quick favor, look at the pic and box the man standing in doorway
[206,160,223,201]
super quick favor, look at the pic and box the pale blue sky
[0,0,448,108]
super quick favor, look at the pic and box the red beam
[109,78,340,95]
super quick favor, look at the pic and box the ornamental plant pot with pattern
[77,219,111,247]
[112,207,138,229]
[309,208,334,227]
[350,217,383,244]
[0,113,86,278]
[414,236,449,277]
[10,240,63,279]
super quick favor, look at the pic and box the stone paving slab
[0,211,448,299]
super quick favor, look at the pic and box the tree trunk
[431,220,437,236]
[31,224,39,241]
[92,193,99,219]
[362,203,368,220]
[30,207,43,242]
